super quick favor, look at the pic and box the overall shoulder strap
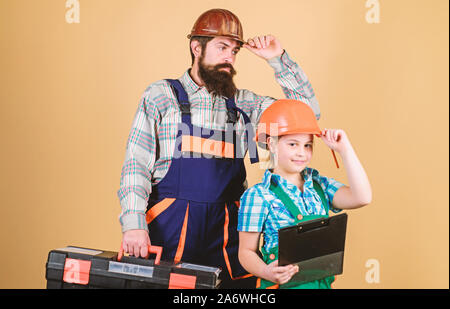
[269,179,302,223]
[312,180,329,214]
[225,96,259,164]
[166,79,191,124]
[225,97,238,124]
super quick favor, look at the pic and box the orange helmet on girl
[256,99,321,143]
[256,99,339,168]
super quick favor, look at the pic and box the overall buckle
[179,103,190,115]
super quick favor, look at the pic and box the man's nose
[223,51,235,63]
[224,56,233,64]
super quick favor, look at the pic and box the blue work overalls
[146,79,258,288]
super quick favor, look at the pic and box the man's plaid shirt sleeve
[117,85,161,232]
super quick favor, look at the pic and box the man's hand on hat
[244,35,284,60]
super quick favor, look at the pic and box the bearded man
[117,8,320,288]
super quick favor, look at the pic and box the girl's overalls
[146,79,258,287]
[257,178,335,289]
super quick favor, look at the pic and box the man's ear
[190,40,202,59]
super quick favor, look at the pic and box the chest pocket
[269,179,329,224]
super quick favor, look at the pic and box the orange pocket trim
[222,205,254,281]
[181,135,234,159]
[174,203,189,264]
[222,204,234,279]
[146,198,176,225]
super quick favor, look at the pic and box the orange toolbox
[45,245,221,289]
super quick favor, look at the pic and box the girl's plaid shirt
[237,168,344,252]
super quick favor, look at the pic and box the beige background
[0,0,448,289]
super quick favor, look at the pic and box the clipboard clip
[297,218,330,233]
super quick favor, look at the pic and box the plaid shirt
[118,51,321,232]
[237,168,344,253]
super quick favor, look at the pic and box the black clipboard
[278,213,348,285]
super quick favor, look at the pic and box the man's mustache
[213,63,236,75]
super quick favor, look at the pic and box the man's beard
[198,55,237,98]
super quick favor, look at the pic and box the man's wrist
[266,49,285,62]
[267,49,291,73]
[267,49,285,61]
[120,213,148,233]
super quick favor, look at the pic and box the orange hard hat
[256,99,321,143]
[256,99,340,168]
[187,9,244,44]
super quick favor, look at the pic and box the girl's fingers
[274,264,297,274]
[334,130,341,142]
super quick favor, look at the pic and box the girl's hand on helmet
[320,129,351,154]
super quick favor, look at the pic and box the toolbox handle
[117,242,162,265]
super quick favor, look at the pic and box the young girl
[237,99,372,289]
